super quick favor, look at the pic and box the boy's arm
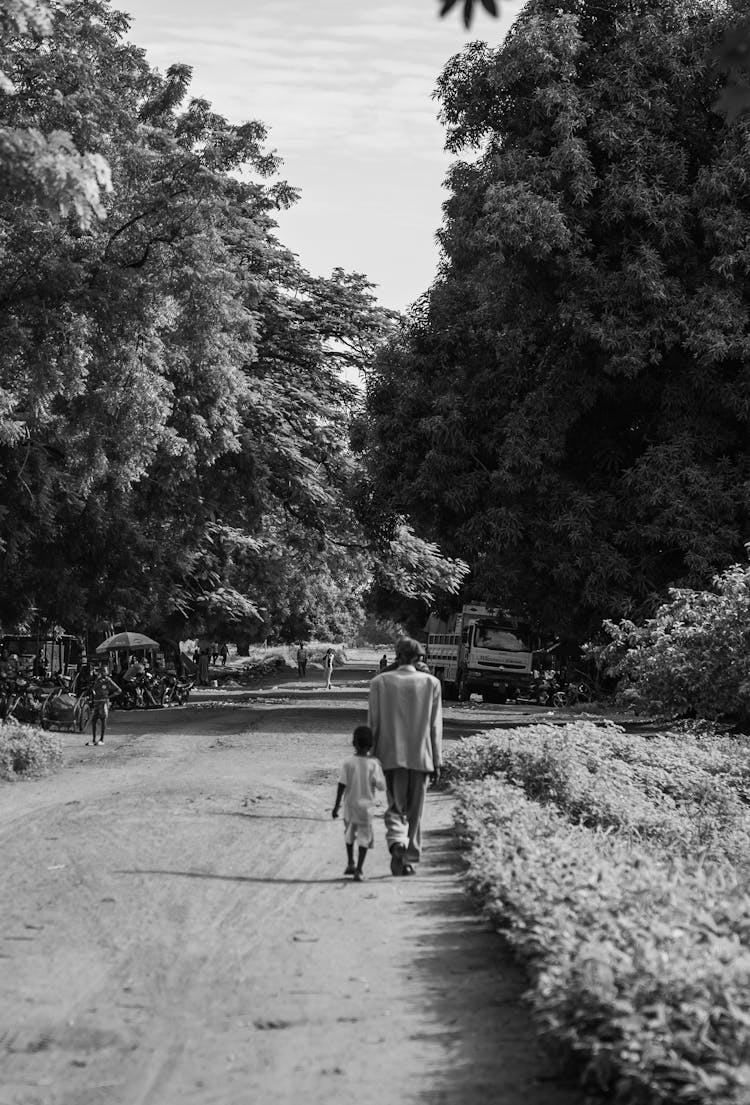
[332,782,346,818]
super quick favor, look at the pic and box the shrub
[0,721,63,780]
[587,559,750,726]
[456,778,750,1105]
[443,722,750,863]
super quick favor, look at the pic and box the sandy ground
[0,664,583,1105]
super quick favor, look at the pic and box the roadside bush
[587,559,750,726]
[443,722,750,862]
[456,778,750,1105]
[0,721,63,780]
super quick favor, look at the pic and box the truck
[425,603,534,703]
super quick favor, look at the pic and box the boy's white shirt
[338,755,386,823]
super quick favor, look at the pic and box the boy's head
[352,724,373,753]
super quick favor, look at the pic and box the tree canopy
[362,0,750,641]
[0,0,466,641]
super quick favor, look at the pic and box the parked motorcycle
[112,670,165,709]
[3,677,46,725]
[161,673,193,706]
[530,670,562,706]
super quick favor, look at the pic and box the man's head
[395,637,424,666]
[352,724,374,753]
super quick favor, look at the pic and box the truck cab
[425,603,533,703]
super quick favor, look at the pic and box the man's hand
[331,807,340,819]
[430,765,442,787]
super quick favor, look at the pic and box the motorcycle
[4,677,46,725]
[160,673,193,706]
[112,670,165,709]
[530,670,562,707]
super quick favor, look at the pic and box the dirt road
[1,664,582,1105]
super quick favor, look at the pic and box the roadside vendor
[123,655,145,682]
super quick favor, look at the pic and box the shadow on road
[213,810,329,823]
[114,868,393,886]
[407,826,583,1105]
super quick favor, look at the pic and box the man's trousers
[384,768,428,864]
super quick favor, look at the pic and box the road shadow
[212,811,329,823]
[114,868,392,886]
[407,825,584,1105]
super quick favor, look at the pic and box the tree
[589,551,750,726]
[362,0,750,641]
[0,0,112,225]
[0,0,465,640]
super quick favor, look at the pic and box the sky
[116,0,522,312]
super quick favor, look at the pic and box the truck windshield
[475,626,528,651]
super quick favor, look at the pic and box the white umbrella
[95,631,160,653]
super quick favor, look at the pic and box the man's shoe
[353,870,365,882]
[390,843,406,876]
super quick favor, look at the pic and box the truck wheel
[457,674,470,702]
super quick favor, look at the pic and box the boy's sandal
[344,864,356,876]
[401,864,416,876]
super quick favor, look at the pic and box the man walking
[368,637,442,876]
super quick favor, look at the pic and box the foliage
[0,719,62,779]
[0,0,464,641]
[455,777,750,1105]
[443,720,750,860]
[439,0,498,29]
[363,0,750,641]
[710,12,750,122]
[434,0,750,128]
[589,558,750,725]
[0,0,112,226]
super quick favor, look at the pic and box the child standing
[332,725,385,881]
[88,662,121,746]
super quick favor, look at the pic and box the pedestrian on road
[378,654,388,672]
[197,649,210,687]
[323,648,335,690]
[368,637,442,876]
[219,643,229,666]
[296,643,308,678]
[88,663,121,746]
[332,724,386,881]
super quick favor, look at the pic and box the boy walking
[88,663,120,746]
[332,725,385,881]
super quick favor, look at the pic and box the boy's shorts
[92,701,109,721]
[344,819,374,849]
